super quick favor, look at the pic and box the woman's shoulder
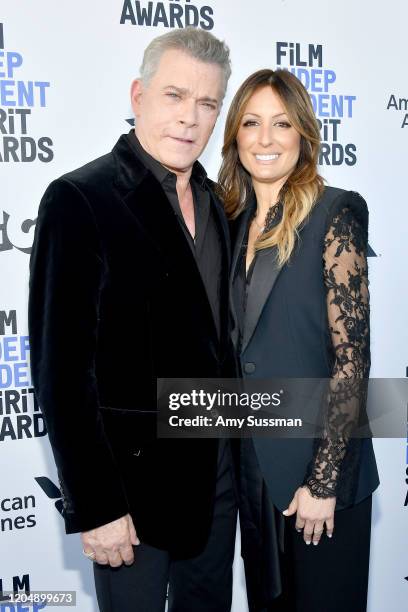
[316,185,368,228]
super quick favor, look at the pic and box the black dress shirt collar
[126,129,207,189]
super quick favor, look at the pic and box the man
[28,27,238,612]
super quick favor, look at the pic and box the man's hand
[81,513,140,566]
[283,486,336,545]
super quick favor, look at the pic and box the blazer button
[244,362,256,374]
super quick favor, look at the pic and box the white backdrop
[1,1,407,610]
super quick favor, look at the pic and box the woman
[217,69,379,611]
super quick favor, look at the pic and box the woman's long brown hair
[217,69,325,266]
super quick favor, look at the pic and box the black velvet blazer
[28,133,236,558]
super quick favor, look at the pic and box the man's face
[131,49,223,174]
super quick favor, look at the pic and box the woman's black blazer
[230,186,380,512]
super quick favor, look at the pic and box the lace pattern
[303,197,370,503]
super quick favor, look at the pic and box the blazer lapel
[241,246,283,353]
[112,135,187,257]
[112,133,207,273]
[229,204,254,339]
[122,171,191,261]
[207,189,232,347]
[111,134,221,344]
[209,189,231,269]
[230,204,254,285]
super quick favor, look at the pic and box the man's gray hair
[140,27,231,100]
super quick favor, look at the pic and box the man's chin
[160,154,198,174]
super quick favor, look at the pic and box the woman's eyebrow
[242,111,287,119]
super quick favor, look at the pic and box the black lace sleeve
[302,192,370,505]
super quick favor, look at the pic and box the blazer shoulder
[38,151,115,221]
[317,185,347,208]
[57,151,115,193]
[317,185,368,228]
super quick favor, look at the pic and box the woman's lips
[255,153,280,161]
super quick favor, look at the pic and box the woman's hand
[282,486,336,545]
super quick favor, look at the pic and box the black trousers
[93,439,238,612]
[239,440,373,612]
[266,495,372,612]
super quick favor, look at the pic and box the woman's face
[236,86,301,188]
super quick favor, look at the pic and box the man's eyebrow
[242,111,288,119]
[163,85,219,105]
[199,96,219,105]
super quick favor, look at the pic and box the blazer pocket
[99,405,157,457]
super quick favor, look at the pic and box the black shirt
[126,129,222,338]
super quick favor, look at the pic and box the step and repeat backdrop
[1,1,407,610]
